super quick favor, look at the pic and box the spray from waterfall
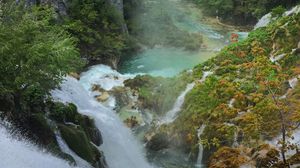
[51,76,153,168]
[0,123,77,168]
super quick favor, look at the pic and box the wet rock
[92,85,106,93]
[81,116,103,146]
[146,132,170,151]
[58,124,99,165]
[96,92,110,102]
[124,116,139,128]
[251,144,280,167]
[69,72,80,80]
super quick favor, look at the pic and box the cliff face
[24,0,67,15]
[108,0,128,34]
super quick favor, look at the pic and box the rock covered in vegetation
[151,7,300,167]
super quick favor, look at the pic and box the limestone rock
[96,92,110,102]
[69,72,80,80]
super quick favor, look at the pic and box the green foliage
[63,0,126,60]
[193,0,299,25]
[0,3,83,95]
[50,102,80,123]
[271,6,286,18]
[124,74,192,115]
[158,12,300,163]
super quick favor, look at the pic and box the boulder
[92,85,105,93]
[58,124,98,165]
[69,72,80,80]
[96,92,110,102]
[146,132,170,151]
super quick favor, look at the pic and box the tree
[0,2,83,96]
[265,71,300,167]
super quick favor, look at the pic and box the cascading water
[195,125,206,168]
[51,76,153,168]
[160,83,195,124]
[0,124,76,168]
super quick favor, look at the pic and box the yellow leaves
[186,132,194,144]
[248,93,264,104]
[292,66,300,75]
[251,40,266,57]
[209,147,248,168]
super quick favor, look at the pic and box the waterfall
[199,71,213,83]
[0,124,76,168]
[195,125,206,168]
[255,5,300,29]
[160,83,195,124]
[232,131,239,147]
[51,76,153,168]
[289,77,299,89]
[254,13,272,29]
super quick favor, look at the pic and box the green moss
[58,124,96,164]
[124,73,192,115]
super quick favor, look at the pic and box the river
[119,0,233,77]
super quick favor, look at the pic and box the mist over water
[120,0,230,77]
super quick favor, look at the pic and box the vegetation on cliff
[149,7,300,167]
[191,0,300,25]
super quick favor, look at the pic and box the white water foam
[0,125,77,168]
[52,76,153,168]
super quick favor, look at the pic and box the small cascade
[51,76,153,168]
[289,77,299,89]
[195,125,206,168]
[80,65,136,91]
[228,98,235,108]
[160,83,195,124]
[284,5,300,16]
[199,71,213,83]
[254,13,272,29]
[0,124,76,168]
[232,131,239,147]
[55,132,92,168]
[255,5,300,30]
[270,53,286,63]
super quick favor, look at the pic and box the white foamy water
[254,13,272,29]
[0,125,76,168]
[160,83,195,124]
[51,76,153,168]
[199,71,213,83]
[80,65,137,91]
[289,77,299,89]
[195,125,206,168]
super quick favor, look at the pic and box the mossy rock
[79,116,103,146]
[146,132,170,151]
[58,124,97,165]
[28,113,56,145]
